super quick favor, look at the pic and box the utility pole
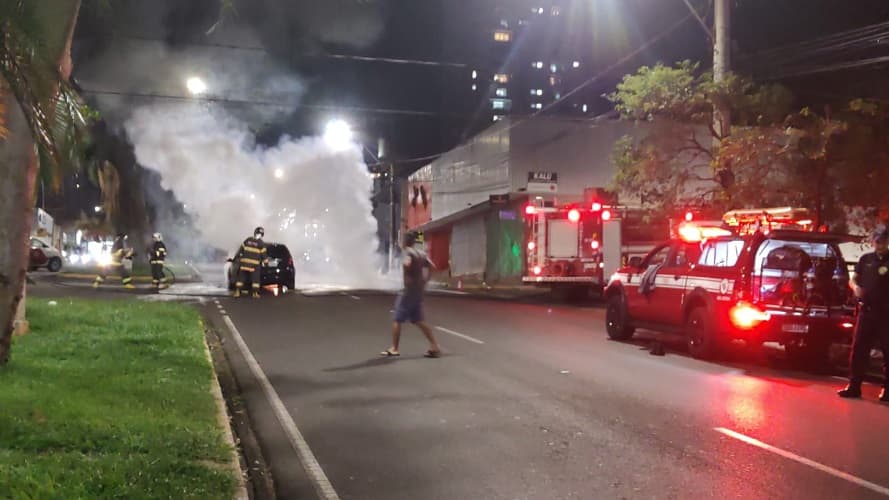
[389,162,396,272]
[713,0,731,140]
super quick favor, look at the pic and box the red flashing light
[601,209,612,221]
[591,202,603,212]
[729,302,770,330]
[525,204,537,216]
[841,322,855,329]
[533,265,542,276]
[591,240,600,250]
[568,209,581,223]
[527,241,536,251]
[685,211,694,222]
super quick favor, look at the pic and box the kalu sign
[527,171,558,193]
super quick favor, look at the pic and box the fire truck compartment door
[603,219,622,281]
[547,219,577,258]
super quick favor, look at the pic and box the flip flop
[424,350,441,358]
[380,349,400,357]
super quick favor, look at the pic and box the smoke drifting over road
[126,105,389,289]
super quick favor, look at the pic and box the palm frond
[0,1,94,192]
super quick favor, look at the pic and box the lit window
[532,61,544,69]
[471,70,477,79]
[494,73,509,83]
[518,18,529,26]
[582,104,588,113]
[472,84,477,91]
[552,6,561,16]
[549,76,558,86]
[494,30,512,42]
[554,93,561,100]
[532,103,543,110]
[550,63,558,73]
[533,7,544,14]
[537,89,543,96]
[496,88,508,97]
[500,19,509,28]
[493,115,503,122]
[492,99,508,110]
[572,61,581,68]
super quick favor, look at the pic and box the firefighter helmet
[152,232,163,242]
[254,226,265,239]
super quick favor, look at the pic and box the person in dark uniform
[149,232,168,291]
[93,233,135,289]
[234,227,267,298]
[839,226,889,402]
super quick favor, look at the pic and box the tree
[608,61,796,215]
[0,0,89,365]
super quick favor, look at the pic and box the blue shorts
[393,293,424,324]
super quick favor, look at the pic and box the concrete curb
[202,327,249,500]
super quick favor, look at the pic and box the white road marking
[715,427,889,497]
[219,309,227,315]
[435,326,485,345]
[349,295,361,300]
[222,315,340,500]
[432,289,470,296]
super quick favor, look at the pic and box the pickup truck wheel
[47,257,62,273]
[605,295,635,340]
[686,307,723,359]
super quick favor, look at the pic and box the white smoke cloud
[125,104,392,289]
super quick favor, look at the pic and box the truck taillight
[601,210,612,221]
[729,302,770,330]
[590,240,600,250]
[525,204,537,216]
[533,266,542,275]
[568,209,581,223]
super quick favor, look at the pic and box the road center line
[714,427,889,497]
[349,295,361,300]
[435,326,485,345]
[222,315,340,500]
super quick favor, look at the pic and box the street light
[94,205,102,213]
[324,119,353,151]
[186,76,207,95]
[273,168,284,179]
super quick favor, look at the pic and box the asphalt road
[198,289,889,500]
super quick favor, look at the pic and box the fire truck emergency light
[685,211,694,222]
[525,204,537,215]
[568,209,581,223]
[591,240,600,250]
[601,210,612,221]
[527,241,536,251]
[591,202,603,212]
[533,265,542,275]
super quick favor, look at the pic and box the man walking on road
[381,231,442,358]
[839,225,889,402]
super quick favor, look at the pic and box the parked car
[604,228,857,371]
[225,242,295,295]
[28,237,63,272]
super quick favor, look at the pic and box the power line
[80,87,451,117]
[118,34,469,69]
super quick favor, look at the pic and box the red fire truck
[604,207,857,371]
[522,198,661,297]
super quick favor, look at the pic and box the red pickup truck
[603,228,857,371]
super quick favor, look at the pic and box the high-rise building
[442,1,599,142]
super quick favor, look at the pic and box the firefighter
[149,232,168,291]
[93,233,135,289]
[234,226,267,298]
[838,226,889,402]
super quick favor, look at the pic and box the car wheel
[47,257,62,273]
[686,306,723,360]
[605,294,635,340]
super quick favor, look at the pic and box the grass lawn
[0,299,236,499]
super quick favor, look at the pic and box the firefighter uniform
[94,236,134,289]
[839,230,889,402]
[235,236,266,298]
[149,239,168,290]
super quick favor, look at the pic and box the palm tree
[0,0,87,365]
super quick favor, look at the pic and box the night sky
[71,0,889,174]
